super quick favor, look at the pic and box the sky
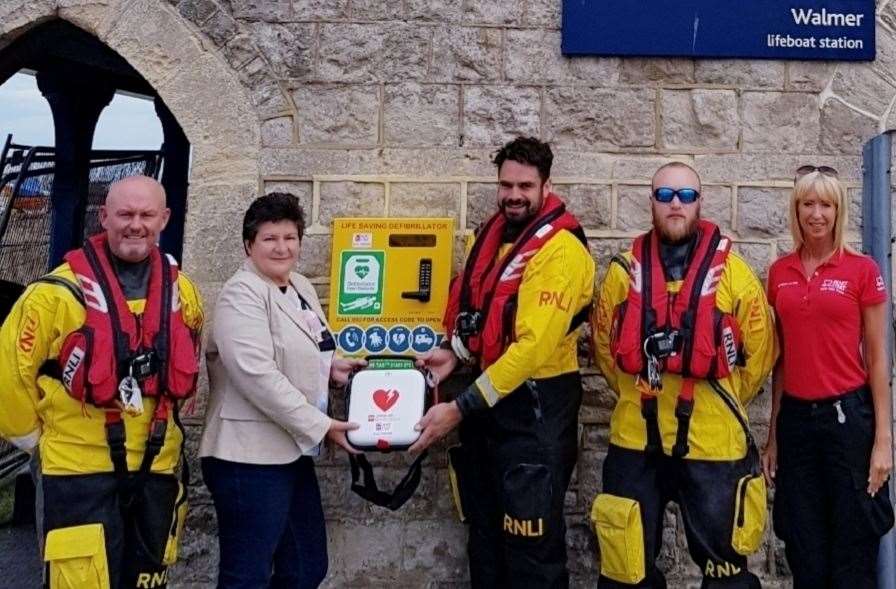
[0,71,163,149]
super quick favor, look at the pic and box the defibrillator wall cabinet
[328,218,454,356]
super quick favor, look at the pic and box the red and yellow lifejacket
[609,219,744,457]
[443,194,586,369]
[55,233,199,411]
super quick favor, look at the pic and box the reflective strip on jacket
[472,229,595,404]
[592,250,776,460]
[0,263,204,475]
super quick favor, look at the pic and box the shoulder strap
[349,452,427,511]
[32,276,84,306]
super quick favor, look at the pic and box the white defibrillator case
[346,358,430,452]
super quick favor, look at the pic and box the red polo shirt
[768,249,887,400]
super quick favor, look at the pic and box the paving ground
[0,522,40,587]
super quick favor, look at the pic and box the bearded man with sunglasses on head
[591,162,776,588]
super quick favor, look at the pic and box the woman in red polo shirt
[762,165,893,588]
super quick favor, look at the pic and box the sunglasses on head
[795,165,839,179]
[652,187,700,204]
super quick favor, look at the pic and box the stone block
[248,22,315,78]
[261,116,294,147]
[614,156,691,182]
[350,0,404,20]
[467,182,497,228]
[297,233,331,279]
[319,181,386,225]
[261,146,497,177]
[183,210,245,283]
[170,503,218,583]
[620,58,694,84]
[577,449,605,511]
[589,238,634,274]
[406,0,463,21]
[526,0,562,28]
[390,183,462,221]
[251,80,292,118]
[262,181,313,218]
[544,88,656,150]
[227,0,290,21]
[787,61,836,91]
[318,23,430,82]
[702,185,733,232]
[736,187,790,238]
[696,154,862,183]
[695,60,786,89]
[429,26,501,82]
[565,184,611,229]
[177,0,217,25]
[830,65,896,116]
[292,84,380,145]
[326,520,406,579]
[505,30,620,85]
[661,89,739,151]
[463,85,540,147]
[819,98,879,155]
[566,521,599,577]
[384,83,459,147]
[202,10,239,46]
[237,55,269,89]
[616,185,652,231]
[741,92,820,153]
[552,151,615,178]
[292,0,349,19]
[402,520,469,579]
[848,187,862,233]
[462,0,524,25]
[733,242,774,281]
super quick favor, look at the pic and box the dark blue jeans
[202,456,328,589]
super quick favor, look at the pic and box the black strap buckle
[672,398,695,458]
[454,311,482,339]
[126,351,157,382]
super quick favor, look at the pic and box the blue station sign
[562,0,875,61]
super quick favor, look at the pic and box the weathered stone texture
[248,22,315,77]
[390,183,461,221]
[544,88,656,150]
[463,0,524,25]
[292,0,349,20]
[261,116,294,146]
[350,0,404,20]
[505,30,620,85]
[226,0,291,21]
[318,23,430,82]
[741,92,820,153]
[830,65,896,116]
[318,181,386,225]
[262,180,313,217]
[695,60,786,88]
[430,26,501,82]
[467,182,497,228]
[661,89,739,151]
[616,185,652,231]
[787,61,836,91]
[384,83,459,147]
[819,98,879,155]
[702,185,734,232]
[565,184,612,229]
[736,187,790,238]
[201,10,239,46]
[619,58,694,84]
[177,0,217,26]
[293,84,379,145]
[406,0,463,21]
[463,85,540,147]
[526,0,562,28]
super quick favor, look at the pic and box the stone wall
[4,0,896,587]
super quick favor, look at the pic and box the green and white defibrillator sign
[337,251,385,315]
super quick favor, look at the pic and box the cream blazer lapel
[243,260,317,344]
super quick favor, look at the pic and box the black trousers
[774,388,894,589]
[598,445,760,589]
[453,372,582,589]
[42,472,179,589]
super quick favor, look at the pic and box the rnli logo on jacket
[372,389,400,412]
[503,515,544,537]
[17,313,39,353]
[705,560,742,578]
[538,291,571,311]
[722,326,737,368]
[136,570,168,588]
[61,346,86,390]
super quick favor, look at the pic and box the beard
[653,207,700,244]
[499,200,539,227]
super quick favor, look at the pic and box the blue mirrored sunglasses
[653,187,700,204]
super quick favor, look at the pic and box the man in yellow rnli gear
[412,136,595,588]
[0,176,203,589]
[592,162,776,589]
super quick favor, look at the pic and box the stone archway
[0,0,262,283]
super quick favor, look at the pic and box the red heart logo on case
[373,389,400,411]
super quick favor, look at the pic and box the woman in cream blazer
[200,192,361,589]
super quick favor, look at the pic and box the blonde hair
[789,170,851,253]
